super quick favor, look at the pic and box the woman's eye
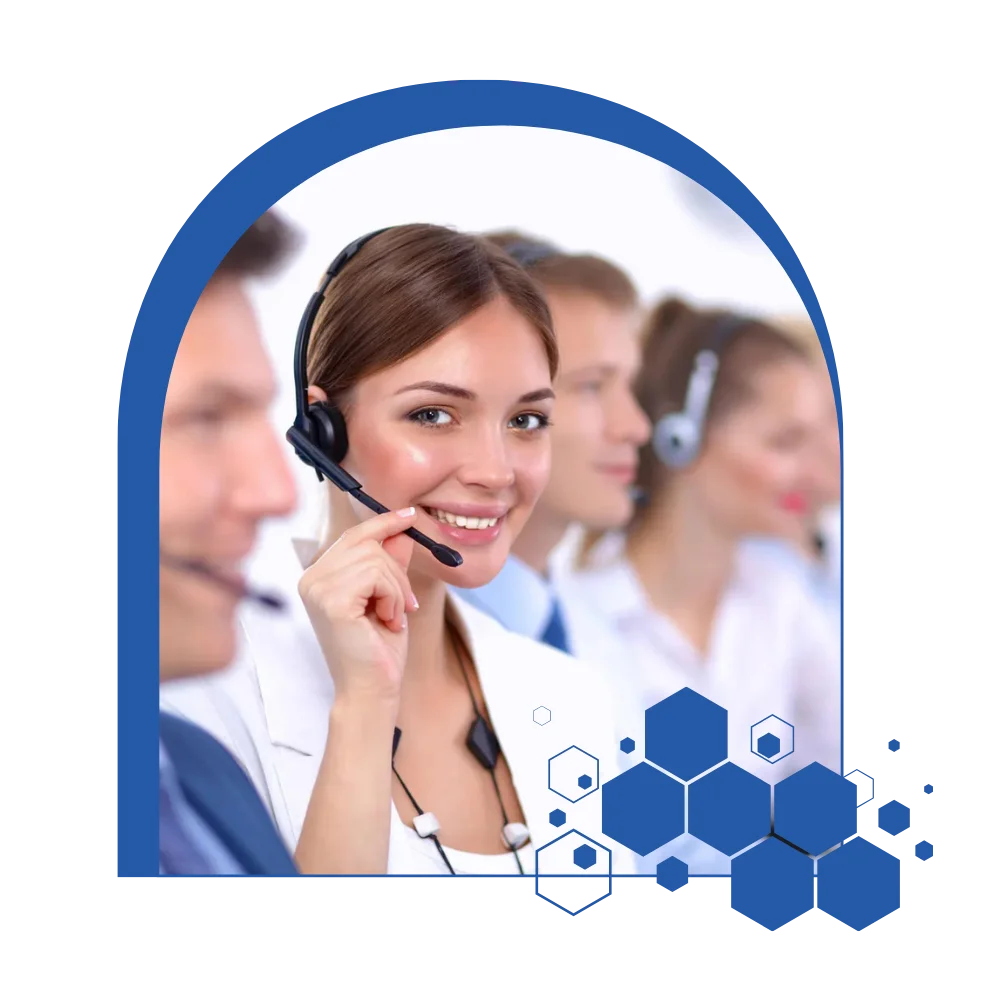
[409,407,453,426]
[509,412,551,432]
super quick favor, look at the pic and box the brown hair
[484,230,638,311]
[307,224,557,406]
[214,210,299,281]
[632,297,811,518]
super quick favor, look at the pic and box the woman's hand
[298,507,418,706]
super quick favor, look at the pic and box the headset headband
[683,313,753,419]
[501,238,561,269]
[292,227,393,428]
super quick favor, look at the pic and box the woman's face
[687,359,828,539]
[334,295,554,588]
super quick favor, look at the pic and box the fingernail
[412,596,420,610]
[401,615,408,629]
[398,506,416,517]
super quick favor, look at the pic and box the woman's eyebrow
[393,381,555,404]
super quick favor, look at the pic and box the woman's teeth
[425,507,499,530]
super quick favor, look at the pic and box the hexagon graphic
[656,856,689,891]
[877,800,910,836]
[646,687,727,780]
[535,830,612,916]
[549,809,566,827]
[924,784,933,794]
[601,761,684,856]
[774,762,857,856]
[915,840,934,860]
[620,737,636,754]
[689,762,771,856]
[731,837,814,930]
[532,706,551,726]
[818,836,900,930]
[844,769,875,807]
[888,739,900,752]
[548,746,600,804]
[750,714,795,764]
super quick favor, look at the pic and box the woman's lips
[779,492,808,513]
[596,463,638,484]
[419,506,506,547]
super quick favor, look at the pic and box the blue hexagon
[756,733,781,759]
[924,784,933,794]
[656,856,688,891]
[888,739,900,751]
[573,844,597,870]
[645,687,727,780]
[731,837,814,930]
[915,840,934,861]
[774,762,857,855]
[601,761,685,856]
[818,837,900,930]
[689,762,771,856]
[620,737,636,754]
[578,774,592,789]
[549,809,566,827]
[750,714,795,764]
[877,800,910,836]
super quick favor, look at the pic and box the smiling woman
[160,223,630,877]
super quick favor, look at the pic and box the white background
[250,125,806,546]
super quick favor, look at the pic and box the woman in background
[559,298,840,792]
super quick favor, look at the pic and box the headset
[501,237,561,269]
[652,313,752,470]
[285,227,463,569]
[159,552,286,610]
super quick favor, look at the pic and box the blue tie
[159,777,215,875]
[540,598,571,654]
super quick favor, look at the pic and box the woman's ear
[307,384,328,406]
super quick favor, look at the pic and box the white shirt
[553,532,841,874]
[160,526,633,876]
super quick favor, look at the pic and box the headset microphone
[285,427,463,568]
[286,227,463,569]
[160,553,286,610]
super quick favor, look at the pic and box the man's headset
[284,227,463,568]
[652,313,751,470]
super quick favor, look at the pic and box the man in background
[158,211,299,874]
[455,232,650,653]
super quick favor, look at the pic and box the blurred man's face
[159,278,296,680]
[535,290,650,531]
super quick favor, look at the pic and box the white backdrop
[249,125,806,554]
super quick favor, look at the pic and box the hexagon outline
[534,829,612,916]
[844,769,875,807]
[532,706,551,726]
[548,745,600,804]
[750,713,795,764]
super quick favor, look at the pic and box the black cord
[392,759,456,875]
[449,621,528,874]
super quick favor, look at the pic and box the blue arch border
[120,80,842,876]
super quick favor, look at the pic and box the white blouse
[160,525,633,876]
[555,532,842,784]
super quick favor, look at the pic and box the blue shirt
[452,554,572,653]
[159,742,245,875]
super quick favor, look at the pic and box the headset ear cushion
[308,402,348,463]
[653,413,699,469]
